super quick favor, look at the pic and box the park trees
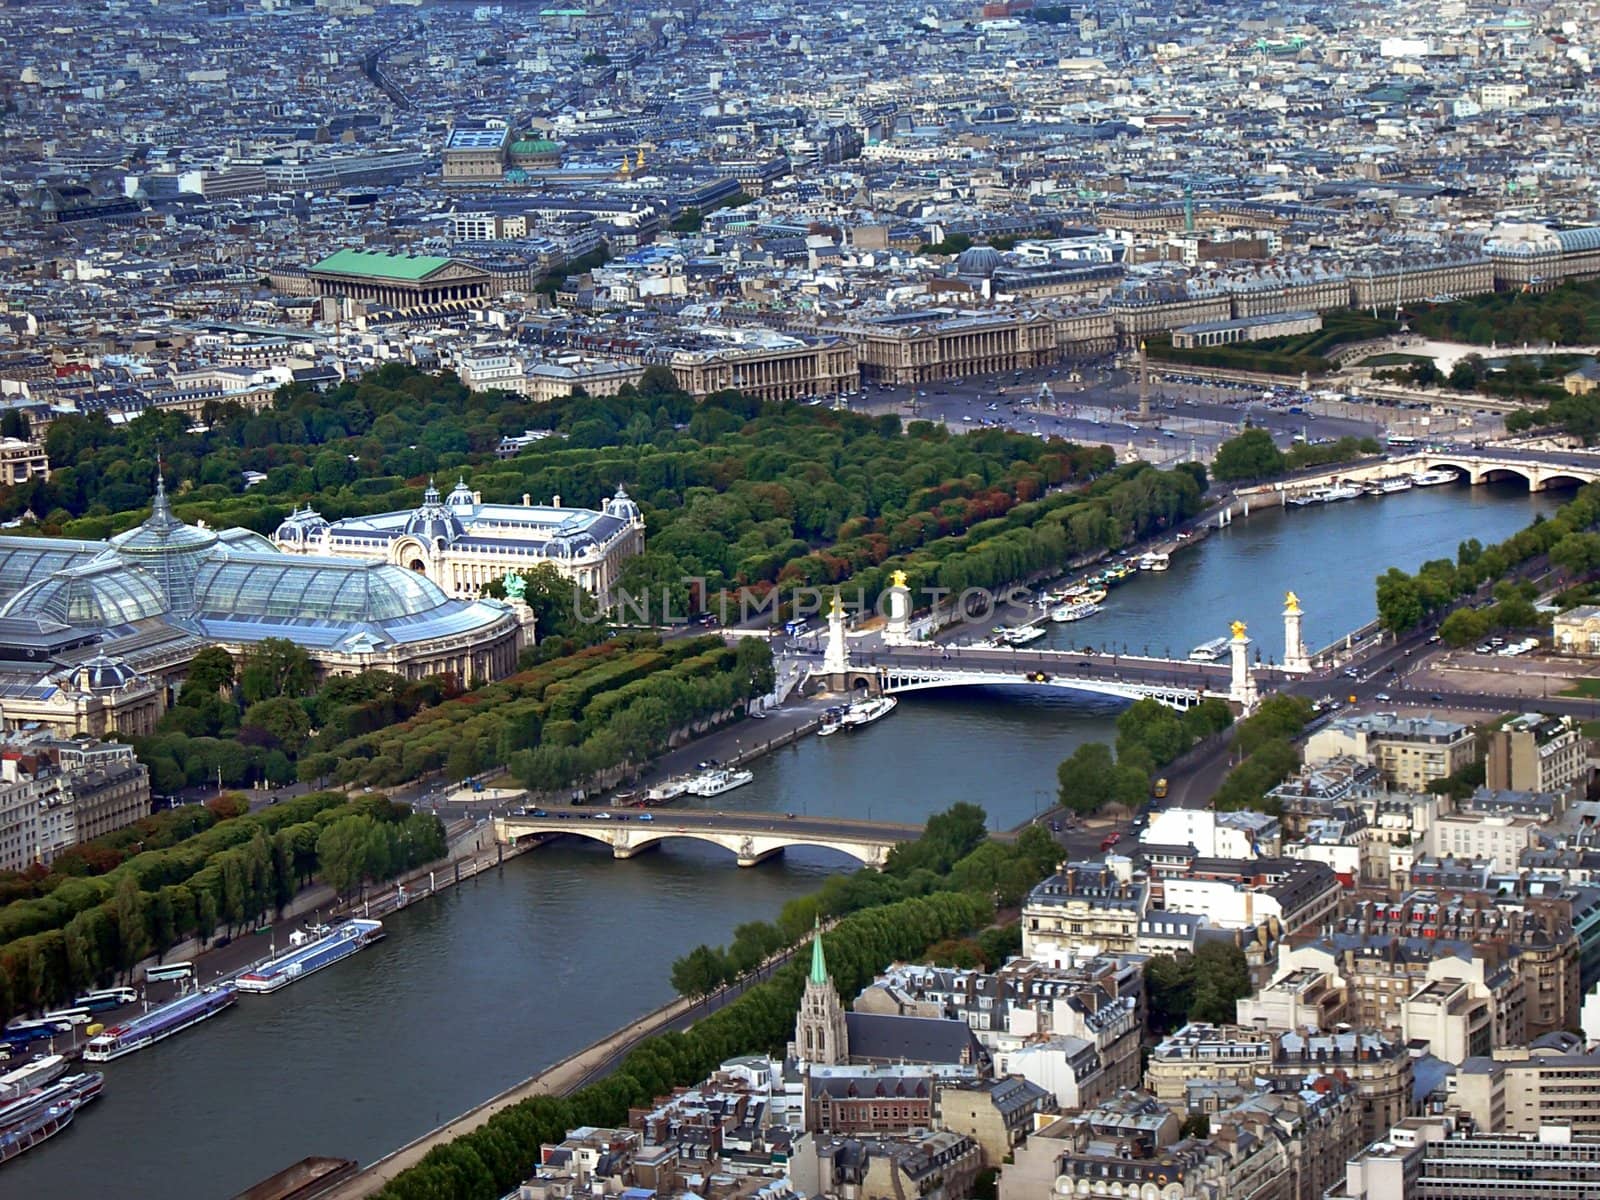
[1211,428,1285,481]
[239,638,314,705]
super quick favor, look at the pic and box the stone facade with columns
[306,249,494,310]
[274,478,646,607]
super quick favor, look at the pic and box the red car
[1100,833,1121,851]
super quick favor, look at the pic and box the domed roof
[445,477,477,512]
[511,138,560,154]
[107,477,218,611]
[403,480,465,545]
[192,555,455,624]
[108,477,218,556]
[76,653,139,692]
[603,483,641,523]
[955,244,1004,277]
[273,506,330,543]
[3,560,170,627]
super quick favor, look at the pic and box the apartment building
[0,734,151,871]
[1305,714,1476,792]
[1334,1118,1600,1200]
[1487,714,1587,795]
[0,437,48,485]
[1424,812,1542,872]
[1021,861,1148,963]
[1453,1047,1600,1137]
[1144,1024,1276,1105]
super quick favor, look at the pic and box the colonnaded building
[0,481,534,739]
[272,478,645,605]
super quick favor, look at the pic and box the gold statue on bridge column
[1284,591,1300,615]
[890,568,908,589]
[1231,619,1248,640]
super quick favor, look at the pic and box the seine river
[15,481,1561,1200]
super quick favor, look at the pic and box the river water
[15,481,1561,1200]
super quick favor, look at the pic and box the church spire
[810,917,828,985]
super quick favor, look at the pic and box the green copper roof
[511,139,561,153]
[809,918,828,986]
[311,249,455,282]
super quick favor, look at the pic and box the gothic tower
[792,919,848,1066]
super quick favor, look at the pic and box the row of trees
[0,800,225,905]
[668,804,1061,1000]
[1210,694,1317,814]
[371,889,994,1200]
[0,792,445,1020]
[299,635,774,798]
[134,643,454,795]
[1055,697,1235,814]
[1375,483,1600,633]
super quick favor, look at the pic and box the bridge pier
[611,839,660,860]
[736,846,784,868]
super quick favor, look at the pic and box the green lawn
[1560,677,1600,698]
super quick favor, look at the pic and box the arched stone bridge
[1404,450,1600,492]
[495,808,944,868]
[875,662,1214,710]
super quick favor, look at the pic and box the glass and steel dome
[107,478,218,611]
[191,555,453,624]
[2,560,170,627]
[216,528,280,554]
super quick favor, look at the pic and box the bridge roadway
[494,807,1005,869]
[849,644,1283,706]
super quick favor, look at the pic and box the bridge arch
[1538,472,1589,492]
[877,668,1205,711]
[500,821,897,868]
[1477,464,1536,489]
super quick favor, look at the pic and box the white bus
[144,961,193,984]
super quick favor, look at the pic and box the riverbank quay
[311,931,820,1200]
[28,817,518,1058]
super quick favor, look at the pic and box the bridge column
[822,590,849,679]
[883,571,913,646]
[735,838,783,868]
[611,833,659,859]
[1229,620,1258,714]
[1282,591,1310,674]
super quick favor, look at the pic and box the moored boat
[82,986,235,1062]
[234,920,385,995]
[1411,469,1457,486]
[1190,636,1230,662]
[840,695,898,729]
[645,776,691,803]
[998,624,1047,646]
[0,1055,67,1103]
[690,768,754,797]
[1050,601,1102,623]
[1138,551,1170,571]
[0,1072,101,1165]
